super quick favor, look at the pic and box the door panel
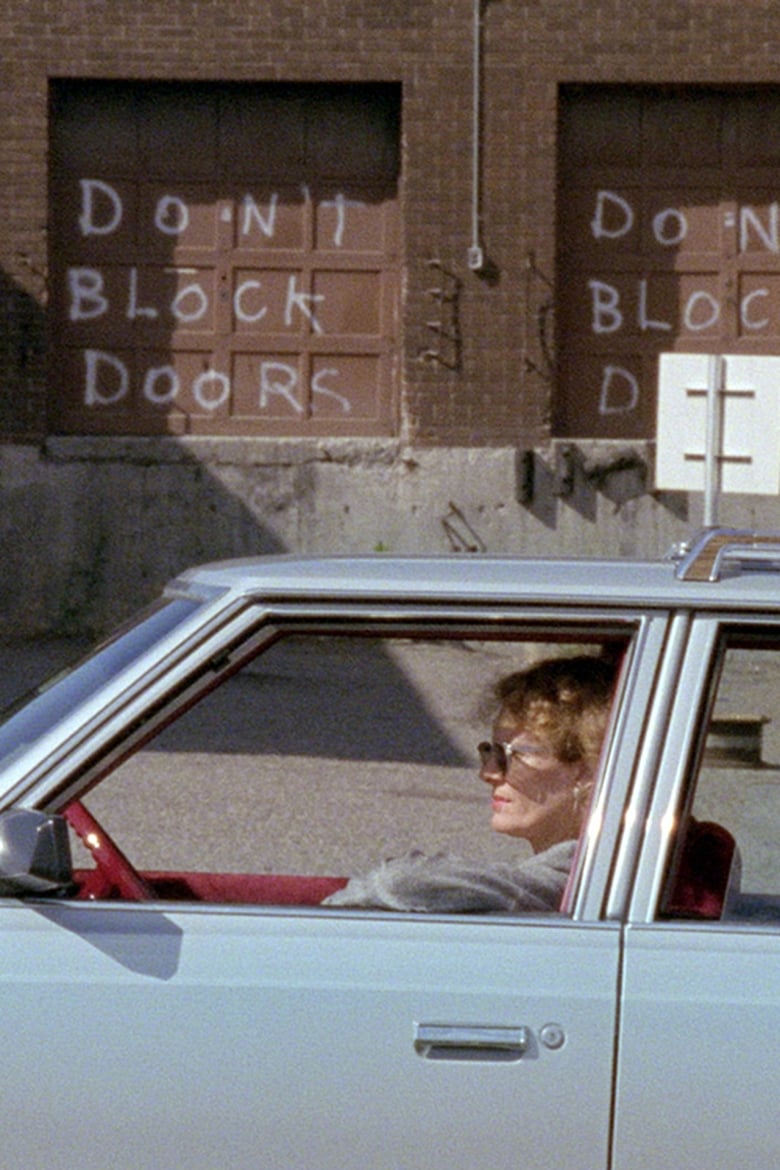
[1,902,620,1170]
[614,619,780,1169]
[614,924,780,1170]
[556,85,780,440]
[49,80,400,437]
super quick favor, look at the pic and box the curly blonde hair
[494,655,617,770]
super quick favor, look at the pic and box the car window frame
[626,610,780,926]
[13,601,661,922]
[5,597,256,811]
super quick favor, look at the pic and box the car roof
[171,530,780,612]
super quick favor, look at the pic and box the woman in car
[324,654,617,913]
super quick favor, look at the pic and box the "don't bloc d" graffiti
[580,188,780,419]
[60,179,385,420]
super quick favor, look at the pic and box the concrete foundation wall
[4,437,775,638]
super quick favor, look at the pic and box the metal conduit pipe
[468,0,485,272]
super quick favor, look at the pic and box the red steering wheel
[64,800,155,901]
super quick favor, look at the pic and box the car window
[0,596,205,772]
[59,625,629,912]
[659,628,780,922]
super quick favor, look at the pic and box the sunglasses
[477,740,552,772]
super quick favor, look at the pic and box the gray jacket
[322,840,576,913]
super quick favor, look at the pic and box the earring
[572,781,592,813]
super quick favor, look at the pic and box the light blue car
[1,526,779,1170]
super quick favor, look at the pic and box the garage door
[49,81,400,436]
[556,86,780,439]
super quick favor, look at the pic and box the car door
[0,611,653,1170]
[613,615,780,1170]
[0,901,621,1170]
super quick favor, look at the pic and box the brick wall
[4,1,780,446]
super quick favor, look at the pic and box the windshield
[0,597,203,775]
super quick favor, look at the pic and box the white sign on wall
[656,354,780,495]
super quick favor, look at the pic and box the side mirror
[0,809,74,896]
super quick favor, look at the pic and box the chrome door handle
[414,1023,530,1062]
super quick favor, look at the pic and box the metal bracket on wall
[441,501,486,552]
[417,259,462,371]
[553,444,576,498]
[516,446,576,503]
[516,443,650,509]
[14,250,48,305]
[524,251,555,385]
[516,449,536,505]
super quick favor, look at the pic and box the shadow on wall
[1,261,290,639]
[0,266,45,438]
[52,441,291,635]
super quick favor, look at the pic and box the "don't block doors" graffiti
[53,177,398,433]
